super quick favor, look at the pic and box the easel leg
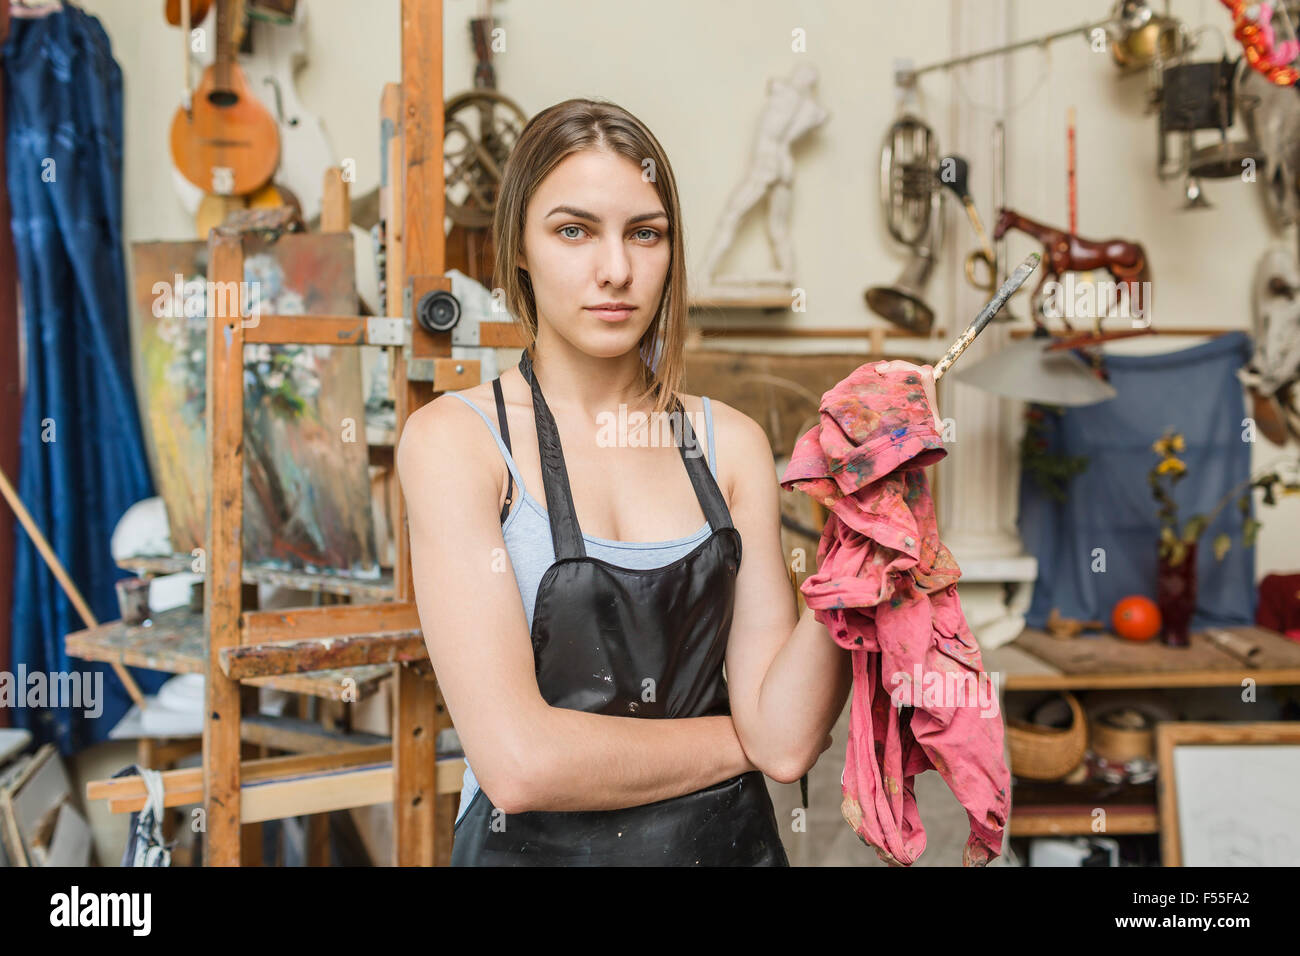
[203,232,247,866]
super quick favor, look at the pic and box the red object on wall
[1256,572,1300,643]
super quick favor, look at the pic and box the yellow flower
[1157,457,1186,476]
[1153,432,1186,458]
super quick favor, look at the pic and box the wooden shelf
[1008,325,1240,340]
[65,606,395,701]
[1010,779,1158,836]
[116,553,395,600]
[687,323,949,339]
[690,294,800,311]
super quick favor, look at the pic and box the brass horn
[865,113,944,335]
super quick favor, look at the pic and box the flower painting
[131,233,379,579]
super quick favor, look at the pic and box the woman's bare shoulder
[396,385,503,487]
[689,395,770,454]
[677,394,772,504]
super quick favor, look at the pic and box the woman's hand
[873,360,940,433]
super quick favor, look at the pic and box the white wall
[79,0,1297,579]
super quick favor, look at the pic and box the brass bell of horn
[865,245,937,337]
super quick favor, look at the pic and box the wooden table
[984,625,1300,691]
[982,624,1300,840]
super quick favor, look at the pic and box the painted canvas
[131,233,380,579]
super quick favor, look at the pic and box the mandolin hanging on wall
[169,0,280,197]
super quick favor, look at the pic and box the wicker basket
[1007,691,1088,781]
[1090,707,1156,763]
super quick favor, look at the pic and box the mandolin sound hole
[208,90,239,108]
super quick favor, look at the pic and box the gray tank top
[444,388,721,825]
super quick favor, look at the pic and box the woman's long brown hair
[493,97,688,419]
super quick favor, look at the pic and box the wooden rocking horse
[992,208,1152,333]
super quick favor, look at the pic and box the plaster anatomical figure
[698,65,829,292]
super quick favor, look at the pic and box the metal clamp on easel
[364,280,509,389]
[396,274,524,386]
[396,279,479,388]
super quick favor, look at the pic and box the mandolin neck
[214,0,234,92]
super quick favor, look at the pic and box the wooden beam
[221,629,426,679]
[401,0,444,292]
[88,747,468,820]
[689,324,951,340]
[127,712,391,759]
[394,662,439,864]
[381,80,407,601]
[204,231,246,866]
[381,82,404,326]
[244,314,370,344]
[115,553,395,600]
[423,358,479,391]
[395,0,444,866]
[480,321,527,348]
[1009,810,1158,837]
[244,765,391,824]
[240,712,390,754]
[243,316,521,347]
[321,167,349,234]
[96,745,391,803]
[242,602,419,642]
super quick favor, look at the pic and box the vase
[1156,540,1198,647]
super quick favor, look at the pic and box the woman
[397,98,940,866]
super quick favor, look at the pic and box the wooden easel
[84,0,526,865]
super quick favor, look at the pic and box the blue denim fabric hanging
[1018,331,1257,633]
[4,7,166,752]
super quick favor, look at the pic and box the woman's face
[517,148,671,359]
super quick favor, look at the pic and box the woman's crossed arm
[397,393,759,814]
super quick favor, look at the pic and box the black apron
[450,350,789,866]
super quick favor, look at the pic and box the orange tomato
[1112,595,1161,641]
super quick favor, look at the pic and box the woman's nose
[595,239,632,285]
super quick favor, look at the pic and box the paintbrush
[933,252,1041,382]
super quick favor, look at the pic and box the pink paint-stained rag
[781,362,1011,867]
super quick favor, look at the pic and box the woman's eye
[559,225,660,241]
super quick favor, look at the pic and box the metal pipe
[992,120,1007,285]
[898,18,1112,84]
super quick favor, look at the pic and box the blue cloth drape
[1018,331,1258,632]
[4,7,165,753]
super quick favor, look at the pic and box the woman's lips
[586,307,636,322]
